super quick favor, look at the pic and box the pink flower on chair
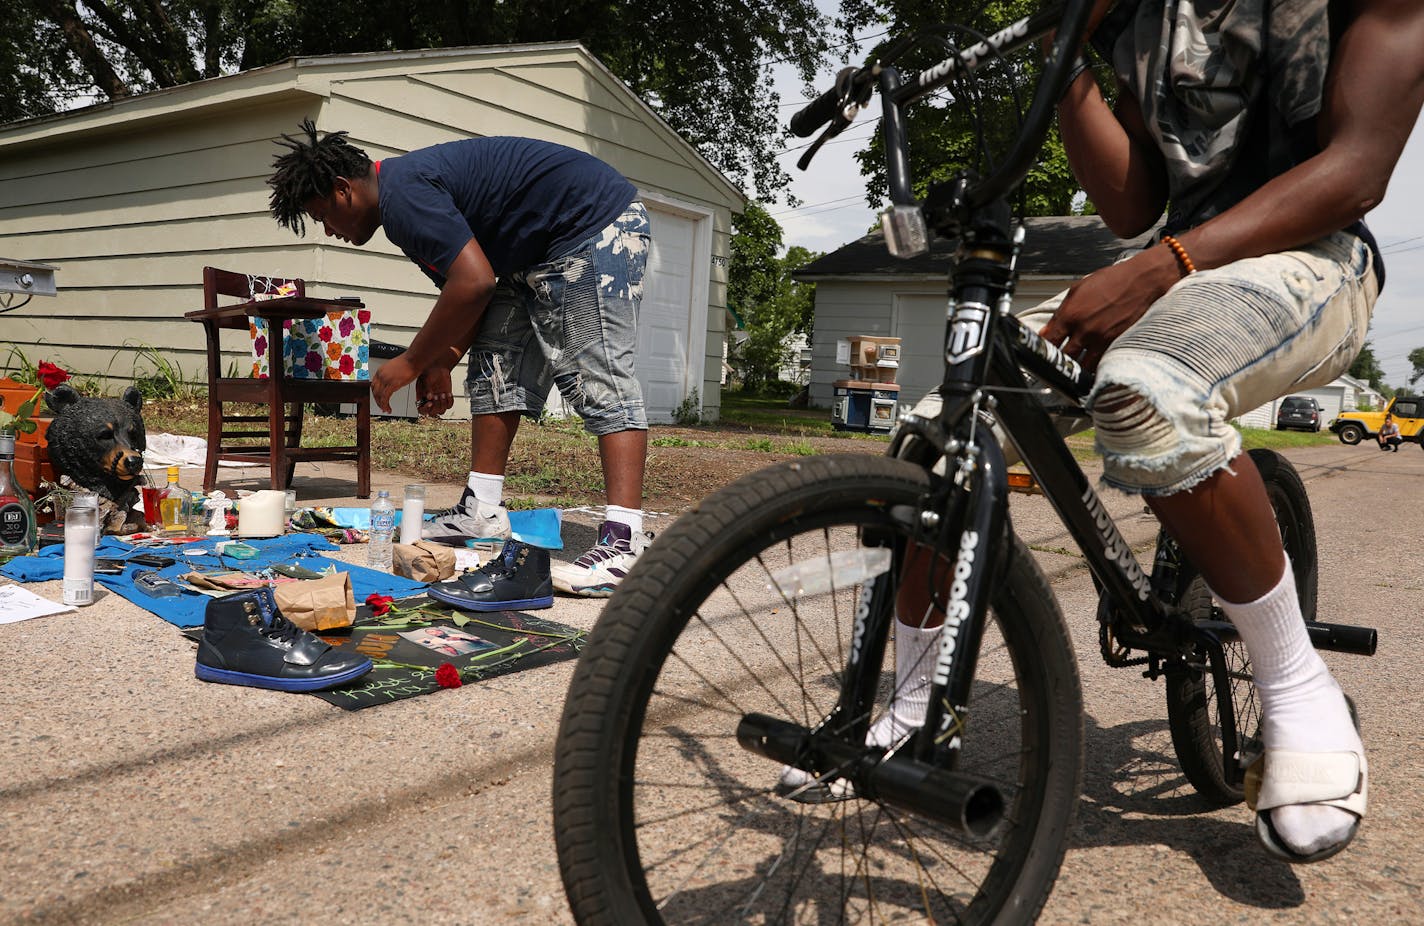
[338,314,355,337]
[253,335,268,355]
[304,351,323,373]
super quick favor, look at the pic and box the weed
[744,437,775,452]
[652,436,709,448]
[673,389,702,426]
[780,440,817,456]
[118,342,201,400]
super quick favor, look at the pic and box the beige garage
[0,42,741,423]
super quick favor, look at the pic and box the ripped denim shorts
[465,202,650,435]
[909,229,1378,496]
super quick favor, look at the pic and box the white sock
[605,504,644,534]
[778,617,939,794]
[467,472,504,508]
[867,619,940,748]
[1213,562,1363,856]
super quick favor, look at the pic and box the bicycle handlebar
[790,68,858,138]
[791,0,1096,211]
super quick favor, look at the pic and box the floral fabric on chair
[246,278,371,381]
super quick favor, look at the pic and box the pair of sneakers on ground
[423,486,651,598]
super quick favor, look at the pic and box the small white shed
[0,42,743,423]
[794,216,1154,409]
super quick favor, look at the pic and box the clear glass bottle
[368,490,396,571]
[159,465,192,534]
[0,432,37,563]
[63,495,100,606]
[399,484,425,545]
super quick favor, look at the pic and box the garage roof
[794,214,1158,281]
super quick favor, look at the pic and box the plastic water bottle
[368,490,396,572]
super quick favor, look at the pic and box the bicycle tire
[1164,448,1318,805]
[553,454,1084,925]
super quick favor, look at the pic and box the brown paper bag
[393,540,457,582]
[273,571,356,631]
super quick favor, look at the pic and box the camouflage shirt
[1094,0,1334,232]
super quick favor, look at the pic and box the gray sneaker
[551,520,652,597]
[422,487,511,543]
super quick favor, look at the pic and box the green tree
[3,0,881,200]
[727,202,821,390]
[1349,341,1386,392]
[1408,346,1424,387]
[850,0,1091,218]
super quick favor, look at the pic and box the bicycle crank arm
[1197,619,1377,656]
[737,712,1006,838]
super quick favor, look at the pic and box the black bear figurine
[45,384,148,533]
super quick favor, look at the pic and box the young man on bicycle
[267,123,654,597]
[865,0,1422,864]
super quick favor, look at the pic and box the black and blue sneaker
[195,586,373,692]
[426,539,554,611]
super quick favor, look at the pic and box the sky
[764,55,1424,392]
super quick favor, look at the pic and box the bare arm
[1057,72,1168,237]
[1043,0,1424,365]
[371,237,496,412]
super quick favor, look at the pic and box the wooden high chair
[185,267,372,498]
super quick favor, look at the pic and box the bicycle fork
[737,432,1012,839]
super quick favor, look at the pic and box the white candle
[237,490,287,538]
[63,523,98,606]
[399,486,425,545]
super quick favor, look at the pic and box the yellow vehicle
[1330,395,1424,448]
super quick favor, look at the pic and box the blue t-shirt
[377,137,637,285]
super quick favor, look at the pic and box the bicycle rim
[554,455,1083,925]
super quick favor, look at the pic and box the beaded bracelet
[1161,234,1197,276]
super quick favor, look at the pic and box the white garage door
[637,207,700,423]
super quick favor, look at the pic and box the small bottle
[159,465,192,534]
[63,495,100,607]
[368,490,396,572]
[0,433,37,563]
[399,484,425,545]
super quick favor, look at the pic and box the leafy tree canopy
[847,0,1094,219]
[1408,346,1424,387]
[728,202,821,389]
[5,0,885,201]
[1349,341,1386,392]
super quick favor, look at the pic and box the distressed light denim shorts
[465,201,651,435]
[910,230,1377,496]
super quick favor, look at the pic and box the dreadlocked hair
[267,118,371,236]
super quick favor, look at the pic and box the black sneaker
[195,587,373,692]
[426,539,554,611]
[422,486,512,544]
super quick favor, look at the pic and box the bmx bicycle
[552,2,1378,921]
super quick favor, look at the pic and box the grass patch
[1237,426,1338,451]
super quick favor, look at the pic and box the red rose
[365,593,395,616]
[339,354,355,375]
[435,662,463,688]
[37,361,70,389]
[318,325,333,342]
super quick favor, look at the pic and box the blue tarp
[1,534,428,628]
[329,506,563,549]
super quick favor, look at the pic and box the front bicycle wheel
[1164,448,1318,805]
[553,454,1083,925]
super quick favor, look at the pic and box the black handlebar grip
[789,68,857,137]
